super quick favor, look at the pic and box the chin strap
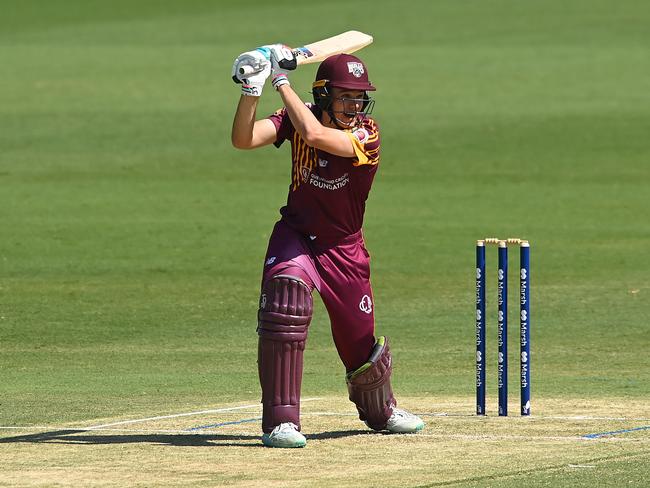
[327,108,360,130]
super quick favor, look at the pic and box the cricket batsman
[230,44,424,448]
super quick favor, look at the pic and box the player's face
[330,87,366,127]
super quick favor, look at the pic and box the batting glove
[263,44,297,90]
[231,49,271,97]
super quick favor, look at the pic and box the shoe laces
[273,422,299,434]
[390,408,414,421]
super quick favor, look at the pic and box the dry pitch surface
[1,397,648,487]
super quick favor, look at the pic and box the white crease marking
[83,398,322,430]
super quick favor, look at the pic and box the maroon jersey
[268,104,380,244]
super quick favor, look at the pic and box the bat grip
[238,64,258,76]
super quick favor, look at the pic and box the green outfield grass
[1,0,649,486]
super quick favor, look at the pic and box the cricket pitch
[1,396,648,487]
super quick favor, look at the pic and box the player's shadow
[0,430,259,447]
[307,429,376,440]
[0,429,370,447]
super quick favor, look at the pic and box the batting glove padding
[263,44,297,90]
[231,49,271,97]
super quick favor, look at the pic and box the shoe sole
[261,435,306,448]
[386,422,425,434]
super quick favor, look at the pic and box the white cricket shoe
[384,407,425,433]
[261,422,306,448]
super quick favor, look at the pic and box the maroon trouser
[262,220,376,369]
[257,220,377,432]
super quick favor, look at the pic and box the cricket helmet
[312,54,375,120]
[314,53,375,91]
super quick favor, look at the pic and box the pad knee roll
[346,336,396,431]
[257,275,313,433]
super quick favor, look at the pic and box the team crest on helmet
[347,62,365,78]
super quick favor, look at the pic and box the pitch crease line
[544,415,650,422]
[84,398,322,430]
[413,433,645,442]
[583,425,650,439]
[417,413,650,422]
[187,417,261,431]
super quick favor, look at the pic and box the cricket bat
[238,30,373,76]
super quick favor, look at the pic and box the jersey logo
[301,167,311,183]
[359,295,373,314]
[318,158,329,167]
[353,128,369,144]
[347,62,365,77]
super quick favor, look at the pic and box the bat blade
[293,30,373,66]
[236,31,373,77]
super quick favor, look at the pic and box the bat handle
[238,64,259,76]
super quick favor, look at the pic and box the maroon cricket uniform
[262,104,380,370]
